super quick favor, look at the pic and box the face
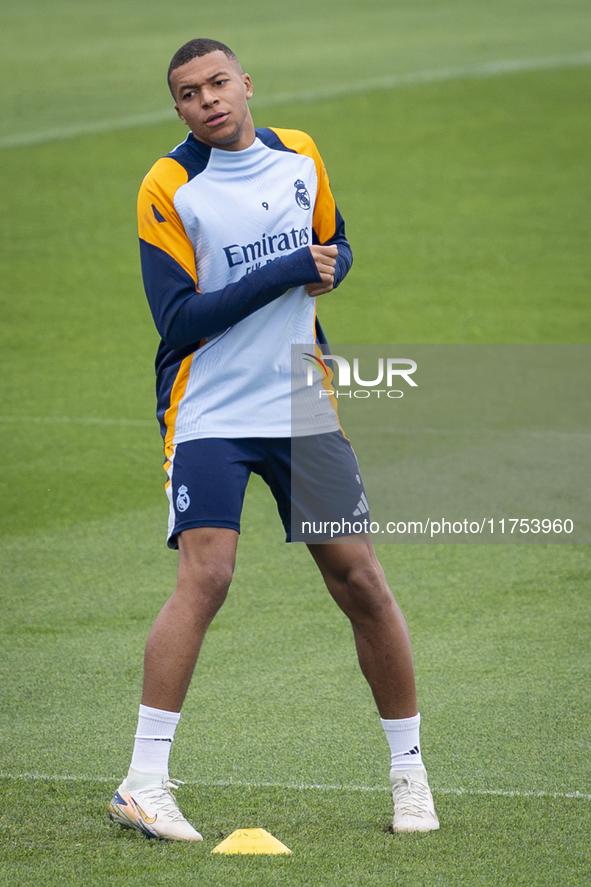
[170,50,255,151]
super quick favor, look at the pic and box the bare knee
[329,561,395,622]
[176,559,233,621]
[175,527,238,622]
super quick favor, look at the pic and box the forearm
[313,204,352,290]
[141,243,321,350]
[333,239,352,289]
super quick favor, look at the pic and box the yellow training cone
[211,828,292,855]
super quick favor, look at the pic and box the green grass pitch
[1,1,590,885]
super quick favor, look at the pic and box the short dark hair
[167,38,239,95]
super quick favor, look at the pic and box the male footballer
[109,37,439,840]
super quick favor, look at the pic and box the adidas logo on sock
[403,745,420,756]
[353,492,370,516]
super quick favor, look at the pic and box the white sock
[380,713,424,771]
[129,704,181,776]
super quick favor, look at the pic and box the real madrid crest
[294,179,311,210]
[176,484,190,513]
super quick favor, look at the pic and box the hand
[305,244,338,297]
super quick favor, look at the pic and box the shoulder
[256,127,320,159]
[137,155,192,233]
[140,157,188,200]
[139,134,212,201]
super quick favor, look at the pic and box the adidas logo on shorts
[353,492,369,516]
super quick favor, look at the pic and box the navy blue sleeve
[140,242,322,351]
[333,240,352,289]
[312,204,352,289]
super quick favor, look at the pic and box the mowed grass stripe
[1,51,590,149]
[1,773,590,802]
[0,416,154,426]
[1,415,589,441]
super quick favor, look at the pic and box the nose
[200,85,218,107]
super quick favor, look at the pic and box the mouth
[205,112,230,127]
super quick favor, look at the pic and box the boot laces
[140,779,186,822]
[393,773,432,817]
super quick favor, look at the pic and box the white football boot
[390,766,440,832]
[109,768,203,841]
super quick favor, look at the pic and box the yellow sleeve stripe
[268,128,337,245]
[137,157,199,286]
[163,353,194,458]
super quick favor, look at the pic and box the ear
[242,73,254,100]
[174,103,188,125]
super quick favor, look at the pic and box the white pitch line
[1,51,590,150]
[1,772,589,801]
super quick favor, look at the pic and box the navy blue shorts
[165,432,369,547]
